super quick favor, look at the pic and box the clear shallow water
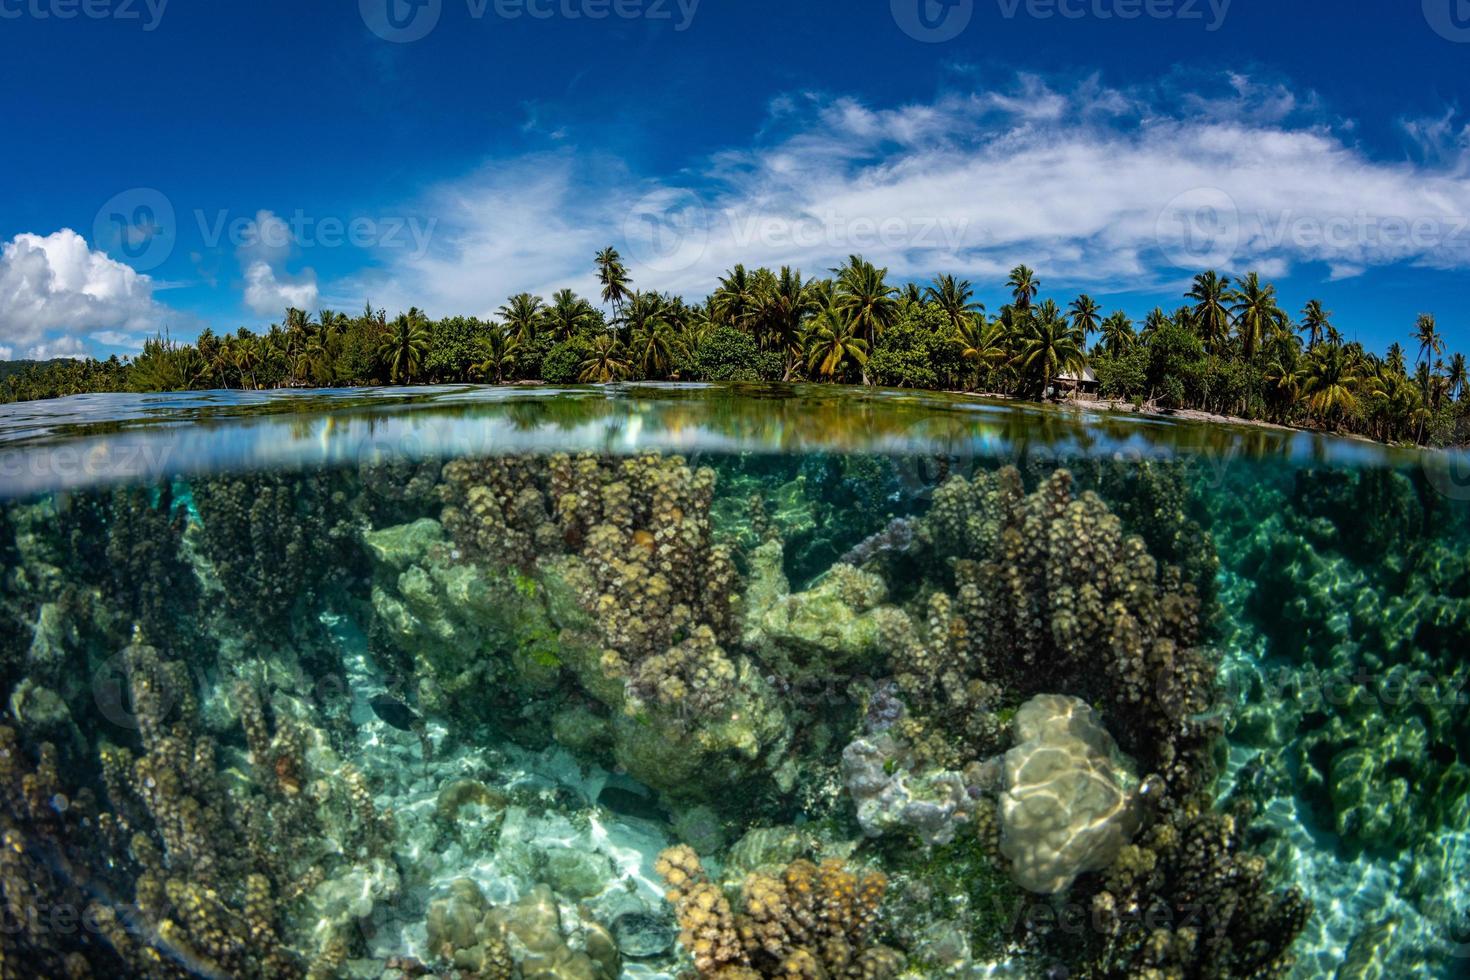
[0,384,1466,979]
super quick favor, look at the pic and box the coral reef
[190,472,364,647]
[3,448,1415,978]
[656,844,904,979]
[371,452,792,798]
[901,466,1219,800]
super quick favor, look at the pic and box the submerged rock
[998,694,1142,894]
[610,910,678,958]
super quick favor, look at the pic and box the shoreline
[945,387,1394,446]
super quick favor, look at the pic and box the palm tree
[630,320,676,379]
[474,328,518,384]
[498,293,545,344]
[546,289,598,340]
[577,334,631,383]
[1262,349,1303,421]
[595,247,632,316]
[803,306,869,383]
[206,340,237,389]
[927,274,984,335]
[1301,342,1361,428]
[955,315,1007,390]
[1415,313,1444,374]
[1385,342,1408,377]
[1140,307,1172,342]
[1448,352,1467,402]
[1006,265,1039,310]
[1187,271,1232,354]
[711,265,759,332]
[378,310,430,383]
[1013,303,1085,400]
[1227,272,1287,362]
[295,334,331,387]
[1067,294,1101,345]
[833,255,899,347]
[1300,300,1331,351]
[757,267,817,378]
[1099,312,1135,357]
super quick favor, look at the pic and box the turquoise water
[0,384,1465,979]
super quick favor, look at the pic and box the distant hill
[0,359,66,382]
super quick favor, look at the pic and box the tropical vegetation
[4,251,1467,446]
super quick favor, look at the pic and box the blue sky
[2,0,1469,359]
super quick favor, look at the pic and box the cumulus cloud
[237,210,319,316]
[24,336,89,360]
[341,72,1470,314]
[0,229,167,359]
[90,330,145,350]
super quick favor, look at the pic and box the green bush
[542,338,595,384]
[1094,350,1148,400]
[694,327,782,382]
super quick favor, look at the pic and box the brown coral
[656,846,903,980]
[899,467,1219,799]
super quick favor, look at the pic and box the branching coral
[899,467,1219,798]
[100,485,200,653]
[1089,805,1311,978]
[0,725,129,978]
[191,472,364,647]
[656,845,904,979]
[439,452,742,693]
[422,453,786,796]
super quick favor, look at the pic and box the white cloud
[25,336,88,360]
[90,330,145,349]
[328,155,609,319]
[335,73,1470,316]
[237,210,319,316]
[0,229,169,357]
